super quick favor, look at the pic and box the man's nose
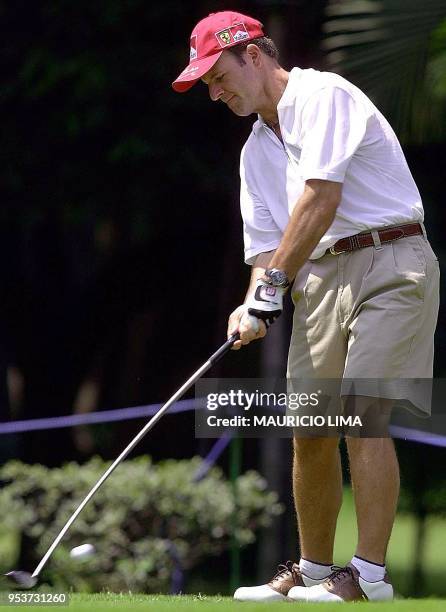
[208,82,224,102]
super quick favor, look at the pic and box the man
[172,10,439,603]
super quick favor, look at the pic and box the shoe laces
[327,565,356,584]
[273,560,299,583]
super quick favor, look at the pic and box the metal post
[229,435,242,592]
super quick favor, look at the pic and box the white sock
[351,556,386,582]
[299,557,332,580]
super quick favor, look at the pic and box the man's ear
[246,43,262,67]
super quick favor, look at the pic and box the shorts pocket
[391,238,426,300]
[291,260,313,305]
[409,237,428,272]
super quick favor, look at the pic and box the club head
[4,571,37,589]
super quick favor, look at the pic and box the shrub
[0,457,283,592]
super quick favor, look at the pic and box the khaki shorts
[287,231,440,415]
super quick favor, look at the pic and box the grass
[1,593,445,611]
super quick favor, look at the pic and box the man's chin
[232,110,257,118]
[227,102,254,117]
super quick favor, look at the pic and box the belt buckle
[329,244,348,255]
[330,233,362,255]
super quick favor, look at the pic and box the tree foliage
[322,0,446,143]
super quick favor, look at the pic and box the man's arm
[228,178,342,348]
[244,251,276,299]
[267,179,342,281]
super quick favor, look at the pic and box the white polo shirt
[240,67,423,264]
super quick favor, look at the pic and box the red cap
[172,11,264,93]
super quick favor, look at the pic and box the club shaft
[32,334,238,578]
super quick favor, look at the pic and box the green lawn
[1,594,445,611]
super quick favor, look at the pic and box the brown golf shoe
[288,563,393,602]
[233,560,325,602]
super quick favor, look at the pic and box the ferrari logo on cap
[215,22,250,48]
[218,30,231,45]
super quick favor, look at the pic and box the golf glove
[245,279,286,327]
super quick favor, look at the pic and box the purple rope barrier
[1,401,446,448]
[193,432,233,482]
[0,398,201,434]
[389,425,446,448]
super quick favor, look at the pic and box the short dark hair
[227,36,280,65]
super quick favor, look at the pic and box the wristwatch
[263,268,290,288]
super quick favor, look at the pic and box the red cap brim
[172,51,223,93]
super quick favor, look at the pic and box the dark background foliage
[0,0,334,464]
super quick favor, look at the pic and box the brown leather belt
[326,222,424,255]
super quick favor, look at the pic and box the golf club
[4,332,240,589]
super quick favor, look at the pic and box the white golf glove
[245,279,286,327]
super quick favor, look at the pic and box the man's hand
[227,305,267,350]
[245,278,286,326]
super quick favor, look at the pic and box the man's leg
[346,436,400,563]
[233,438,339,602]
[289,237,437,602]
[288,433,398,603]
[293,436,342,564]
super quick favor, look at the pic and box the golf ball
[69,543,95,560]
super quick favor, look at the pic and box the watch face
[271,271,286,285]
[267,269,289,287]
